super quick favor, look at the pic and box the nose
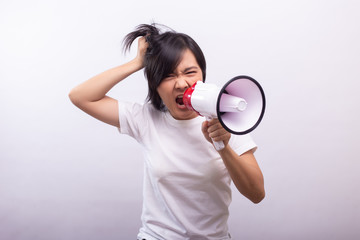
[175,77,190,91]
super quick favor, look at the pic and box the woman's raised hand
[135,36,149,68]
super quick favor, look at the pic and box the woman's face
[157,49,203,120]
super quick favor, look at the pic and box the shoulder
[118,101,164,128]
[118,101,156,117]
[229,134,258,155]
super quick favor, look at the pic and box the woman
[69,23,265,240]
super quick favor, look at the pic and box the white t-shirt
[118,101,257,240]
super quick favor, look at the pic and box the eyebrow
[183,66,199,72]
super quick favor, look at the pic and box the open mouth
[176,95,184,106]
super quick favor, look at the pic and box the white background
[1,0,359,239]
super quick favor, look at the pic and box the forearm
[69,58,143,104]
[218,145,265,203]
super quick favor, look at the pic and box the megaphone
[183,75,266,150]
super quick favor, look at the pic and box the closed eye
[165,74,176,79]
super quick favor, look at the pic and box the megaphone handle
[205,117,225,151]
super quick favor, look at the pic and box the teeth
[176,95,184,105]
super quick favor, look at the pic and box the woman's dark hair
[123,23,206,111]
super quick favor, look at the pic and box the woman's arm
[68,37,148,127]
[201,119,265,203]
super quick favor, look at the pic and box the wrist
[130,57,145,71]
[217,143,232,154]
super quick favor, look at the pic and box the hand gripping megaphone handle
[206,117,225,151]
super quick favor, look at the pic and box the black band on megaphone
[216,75,266,135]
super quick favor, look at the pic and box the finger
[207,121,225,133]
[201,121,208,133]
[201,121,212,142]
[209,128,228,139]
[211,132,228,141]
[138,36,148,49]
[207,118,219,125]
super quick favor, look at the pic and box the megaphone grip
[206,117,225,151]
[213,140,225,151]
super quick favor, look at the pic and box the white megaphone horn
[183,75,266,151]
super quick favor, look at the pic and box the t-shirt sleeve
[229,134,258,156]
[117,101,146,141]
